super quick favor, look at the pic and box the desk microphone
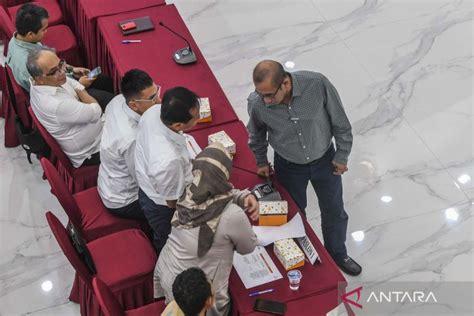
[159,21,197,65]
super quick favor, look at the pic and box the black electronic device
[250,181,281,201]
[159,21,196,65]
[253,298,287,315]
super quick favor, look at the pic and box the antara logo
[367,291,438,303]
[341,287,438,309]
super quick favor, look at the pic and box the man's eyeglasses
[45,59,66,77]
[133,85,161,103]
[255,77,285,100]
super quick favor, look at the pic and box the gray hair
[26,47,56,78]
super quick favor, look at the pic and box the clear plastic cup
[287,269,302,290]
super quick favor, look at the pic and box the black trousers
[85,74,115,111]
[274,145,349,263]
[106,199,147,221]
[80,151,100,166]
[138,189,176,255]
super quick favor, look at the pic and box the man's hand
[76,89,98,105]
[244,194,259,221]
[78,75,96,88]
[72,67,90,78]
[332,161,348,175]
[166,200,177,209]
[256,164,273,178]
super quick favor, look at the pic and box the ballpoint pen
[122,40,142,44]
[249,288,275,297]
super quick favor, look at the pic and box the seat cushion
[126,300,166,315]
[42,24,77,53]
[8,0,63,26]
[87,229,157,290]
[74,187,145,241]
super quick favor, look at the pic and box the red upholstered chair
[46,211,157,316]
[4,0,64,26]
[29,107,98,193]
[93,277,167,316]
[0,65,20,147]
[40,157,150,242]
[0,5,81,65]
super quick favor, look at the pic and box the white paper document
[233,246,282,289]
[252,213,306,246]
[184,133,202,159]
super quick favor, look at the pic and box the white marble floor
[0,0,472,315]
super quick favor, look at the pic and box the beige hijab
[171,142,233,257]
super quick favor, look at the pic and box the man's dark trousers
[138,189,175,254]
[274,145,348,263]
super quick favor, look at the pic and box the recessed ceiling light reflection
[381,195,393,203]
[284,61,295,69]
[445,208,459,221]
[457,174,471,184]
[351,230,365,242]
[41,280,53,292]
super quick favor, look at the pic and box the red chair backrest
[40,157,82,228]
[5,64,31,125]
[29,106,75,173]
[45,211,93,286]
[92,277,126,316]
[0,5,15,53]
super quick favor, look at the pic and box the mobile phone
[121,21,137,31]
[253,299,286,315]
[87,67,101,79]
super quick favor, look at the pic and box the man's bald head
[253,60,286,87]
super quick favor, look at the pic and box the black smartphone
[253,298,287,315]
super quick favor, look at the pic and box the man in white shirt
[135,87,200,253]
[98,69,160,220]
[27,47,103,167]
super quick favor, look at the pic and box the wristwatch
[66,65,74,76]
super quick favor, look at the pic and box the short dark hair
[160,87,199,125]
[173,268,211,316]
[253,60,286,87]
[120,69,154,103]
[16,3,49,36]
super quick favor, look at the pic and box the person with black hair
[161,267,213,316]
[98,69,160,220]
[6,3,114,108]
[135,86,201,254]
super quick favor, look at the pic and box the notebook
[119,16,154,36]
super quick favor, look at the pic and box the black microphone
[159,21,196,65]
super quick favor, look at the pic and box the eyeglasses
[255,77,285,100]
[133,85,161,103]
[45,59,66,77]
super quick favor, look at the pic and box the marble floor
[0,0,473,315]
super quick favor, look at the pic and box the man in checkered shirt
[247,60,362,276]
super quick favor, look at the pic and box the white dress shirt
[98,95,142,209]
[135,105,194,206]
[29,77,103,167]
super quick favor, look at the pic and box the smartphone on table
[253,298,287,315]
[87,66,102,79]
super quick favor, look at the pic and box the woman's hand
[244,194,259,221]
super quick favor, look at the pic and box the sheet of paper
[184,133,202,159]
[252,213,306,246]
[233,246,283,289]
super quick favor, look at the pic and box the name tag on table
[296,236,320,265]
[233,246,283,289]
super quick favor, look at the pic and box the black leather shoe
[336,256,362,276]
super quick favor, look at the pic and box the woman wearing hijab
[155,142,258,316]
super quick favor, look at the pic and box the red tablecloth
[96,4,239,131]
[228,168,347,316]
[189,120,257,172]
[76,0,166,67]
